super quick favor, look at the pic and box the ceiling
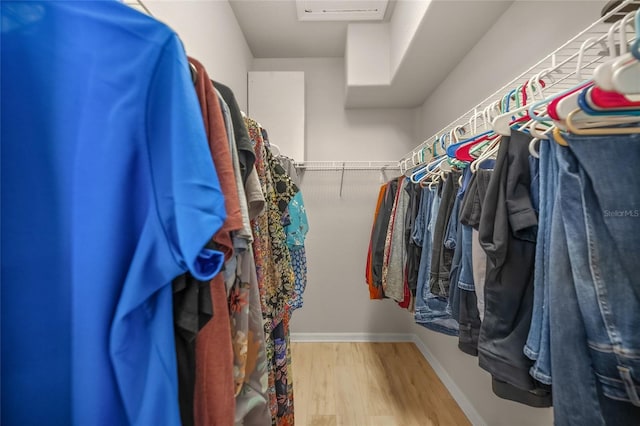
[230,0,514,107]
[229,0,395,58]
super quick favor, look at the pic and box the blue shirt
[1,2,226,424]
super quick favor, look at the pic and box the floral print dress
[245,117,297,426]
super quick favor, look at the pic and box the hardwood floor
[291,342,470,426]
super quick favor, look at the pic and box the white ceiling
[229,0,395,58]
[230,0,514,107]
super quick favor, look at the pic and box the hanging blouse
[245,117,296,334]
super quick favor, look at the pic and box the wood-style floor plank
[292,342,470,426]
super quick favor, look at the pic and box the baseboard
[411,335,487,426]
[290,332,415,343]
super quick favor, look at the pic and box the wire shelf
[400,0,640,170]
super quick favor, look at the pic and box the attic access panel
[296,0,388,21]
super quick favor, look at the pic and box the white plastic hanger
[492,86,527,136]
[611,11,640,100]
[592,15,629,90]
[269,143,281,156]
[555,36,608,120]
[492,68,555,136]
[471,138,500,173]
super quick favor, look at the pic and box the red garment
[189,57,243,260]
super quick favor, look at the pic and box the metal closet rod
[294,161,400,171]
[399,0,639,170]
[293,161,400,197]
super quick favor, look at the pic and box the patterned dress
[245,117,296,425]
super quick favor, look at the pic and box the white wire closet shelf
[400,0,640,172]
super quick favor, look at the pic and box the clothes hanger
[554,36,609,120]
[593,16,628,90]
[189,62,198,84]
[543,82,594,120]
[611,11,640,99]
[470,140,500,173]
[410,141,442,183]
[517,74,552,133]
[417,156,446,185]
[552,127,570,146]
[269,143,282,156]
[455,106,500,161]
[577,86,640,116]
[529,125,556,158]
[565,107,640,134]
[593,10,637,88]
[492,78,549,135]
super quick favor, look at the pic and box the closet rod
[294,161,400,171]
[399,0,639,170]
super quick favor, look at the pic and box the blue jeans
[457,224,475,291]
[458,167,475,292]
[525,139,555,385]
[414,187,458,336]
[550,133,640,424]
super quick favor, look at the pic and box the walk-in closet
[2,0,640,425]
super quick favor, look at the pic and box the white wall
[346,23,391,87]
[416,0,606,139]
[410,2,606,425]
[389,0,431,72]
[252,58,417,334]
[148,0,253,110]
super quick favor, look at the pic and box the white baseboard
[290,332,414,343]
[290,331,486,426]
[410,335,487,426]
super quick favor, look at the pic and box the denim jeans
[414,187,458,336]
[550,133,640,424]
[413,186,436,312]
[458,167,476,293]
[457,224,475,291]
[525,139,555,385]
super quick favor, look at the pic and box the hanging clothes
[365,184,389,299]
[404,181,424,300]
[1,2,227,425]
[547,131,640,424]
[455,167,481,356]
[215,87,271,426]
[429,171,461,298]
[232,247,273,425]
[477,130,551,407]
[214,81,256,185]
[245,116,297,426]
[187,57,242,426]
[385,177,410,302]
[413,184,459,336]
[372,179,399,294]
